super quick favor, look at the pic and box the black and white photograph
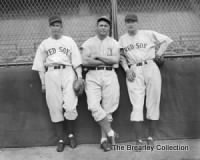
[0,0,200,160]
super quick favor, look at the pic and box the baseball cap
[49,15,62,26]
[125,14,138,22]
[97,16,111,26]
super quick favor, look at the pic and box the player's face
[125,20,138,32]
[97,21,110,37]
[50,22,63,39]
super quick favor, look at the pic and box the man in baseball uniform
[32,15,83,152]
[119,14,173,145]
[81,16,120,152]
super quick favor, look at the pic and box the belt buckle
[60,65,64,69]
[62,65,66,69]
[53,65,65,70]
[94,66,112,70]
[98,67,104,70]
[104,66,111,70]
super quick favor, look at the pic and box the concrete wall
[0,57,200,147]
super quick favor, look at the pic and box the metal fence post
[110,0,118,40]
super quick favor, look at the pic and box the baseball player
[119,14,173,145]
[32,15,83,152]
[81,16,120,152]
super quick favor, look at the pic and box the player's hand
[154,55,164,68]
[126,69,136,82]
[41,84,46,93]
[90,54,99,60]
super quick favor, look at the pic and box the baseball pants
[45,66,78,122]
[126,60,161,121]
[85,70,120,122]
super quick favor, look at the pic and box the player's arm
[93,54,119,65]
[70,40,84,80]
[94,41,120,65]
[156,41,172,57]
[81,47,105,67]
[38,71,45,91]
[152,31,173,57]
[74,65,82,79]
[120,49,129,72]
[118,38,130,71]
[32,43,47,92]
[120,48,135,82]
[94,49,120,65]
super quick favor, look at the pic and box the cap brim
[49,19,62,25]
[97,18,111,25]
[125,19,138,22]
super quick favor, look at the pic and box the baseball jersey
[32,35,82,72]
[81,36,120,68]
[119,30,173,65]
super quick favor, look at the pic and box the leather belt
[88,66,113,71]
[46,65,66,71]
[129,61,148,67]
[136,61,148,66]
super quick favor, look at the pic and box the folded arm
[95,47,120,65]
[81,47,106,67]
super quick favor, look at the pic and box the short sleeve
[81,39,92,57]
[113,39,120,49]
[111,39,120,55]
[32,42,47,72]
[71,39,82,68]
[151,31,173,44]
[118,37,124,49]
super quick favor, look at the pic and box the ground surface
[0,139,200,160]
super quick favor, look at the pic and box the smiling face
[96,20,110,37]
[50,22,63,39]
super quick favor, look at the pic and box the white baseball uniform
[82,36,120,122]
[119,30,173,121]
[32,35,82,122]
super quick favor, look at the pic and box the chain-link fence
[0,0,111,63]
[0,0,200,63]
[117,0,200,55]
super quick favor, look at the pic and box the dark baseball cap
[97,16,111,26]
[49,15,62,26]
[125,14,138,22]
